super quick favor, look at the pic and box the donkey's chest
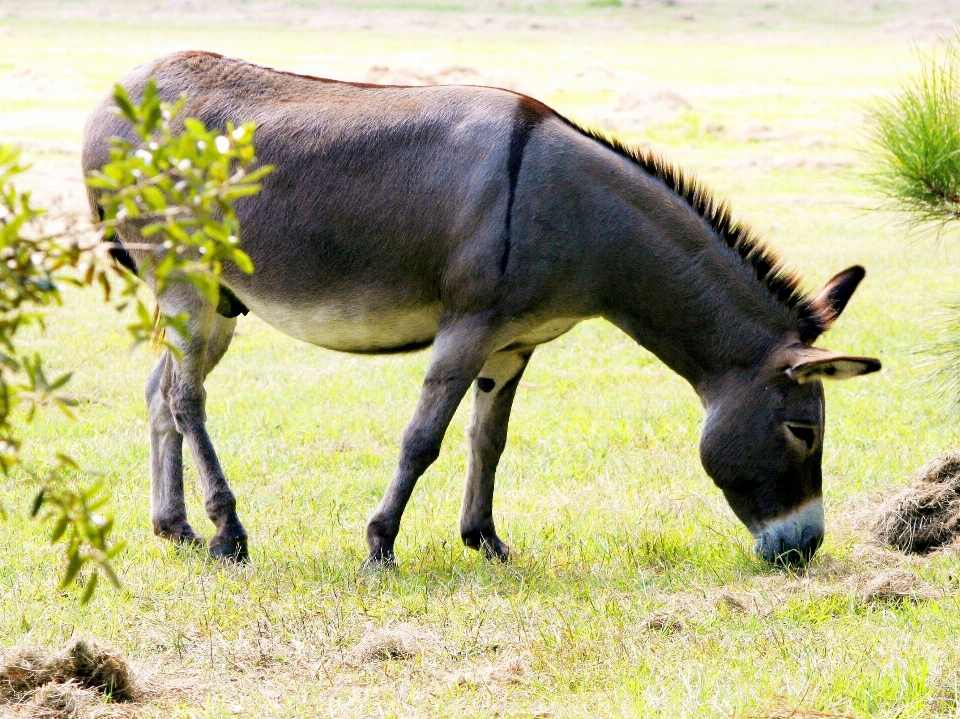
[250,299,443,354]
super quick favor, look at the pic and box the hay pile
[346,624,436,665]
[0,639,138,717]
[872,452,960,553]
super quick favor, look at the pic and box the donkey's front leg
[460,349,532,562]
[365,323,493,567]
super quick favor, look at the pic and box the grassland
[3,1,960,717]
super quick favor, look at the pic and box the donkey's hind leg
[147,352,202,547]
[148,286,247,561]
[460,349,532,562]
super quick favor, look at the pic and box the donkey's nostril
[752,499,826,566]
[755,528,823,566]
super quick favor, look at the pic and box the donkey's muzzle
[753,498,825,566]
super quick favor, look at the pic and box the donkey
[82,51,881,567]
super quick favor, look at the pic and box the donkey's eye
[785,423,817,451]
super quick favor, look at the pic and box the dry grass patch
[854,568,941,604]
[346,623,438,665]
[760,709,860,719]
[649,562,946,627]
[641,591,710,631]
[446,654,529,689]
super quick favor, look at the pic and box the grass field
[4,1,960,717]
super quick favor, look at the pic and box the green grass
[3,1,960,717]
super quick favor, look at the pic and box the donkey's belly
[250,299,443,354]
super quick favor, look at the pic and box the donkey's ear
[784,346,881,383]
[809,265,866,335]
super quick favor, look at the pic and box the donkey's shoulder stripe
[500,98,547,276]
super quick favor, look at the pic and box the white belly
[249,298,442,353]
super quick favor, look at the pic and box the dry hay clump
[0,639,139,717]
[346,623,437,665]
[641,592,711,632]
[872,452,960,553]
[447,654,529,689]
[854,568,940,604]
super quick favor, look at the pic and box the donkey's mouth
[753,498,825,566]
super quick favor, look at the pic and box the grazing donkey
[82,51,881,567]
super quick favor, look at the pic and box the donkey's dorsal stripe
[501,99,547,275]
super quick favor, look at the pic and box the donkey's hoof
[209,537,249,563]
[484,539,511,563]
[156,522,205,549]
[462,531,510,563]
[361,550,397,572]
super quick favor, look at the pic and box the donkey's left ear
[809,265,866,334]
[785,346,881,383]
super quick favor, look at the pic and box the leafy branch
[862,34,960,408]
[862,38,960,230]
[1,79,269,600]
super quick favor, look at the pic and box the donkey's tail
[86,186,139,275]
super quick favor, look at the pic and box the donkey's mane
[571,124,829,342]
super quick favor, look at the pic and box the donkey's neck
[595,169,797,391]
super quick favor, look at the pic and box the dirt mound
[0,639,138,715]
[872,452,960,553]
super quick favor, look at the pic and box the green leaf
[49,371,72,391]
[30,489,45,517]
[232,250,254,274]
[50,515,69,543]
[80,571,99,604]
[60,551,84,589]
[112,84,137,123]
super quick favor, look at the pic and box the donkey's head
[698,266,880,565]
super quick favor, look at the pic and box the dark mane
[569,123,829,343]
